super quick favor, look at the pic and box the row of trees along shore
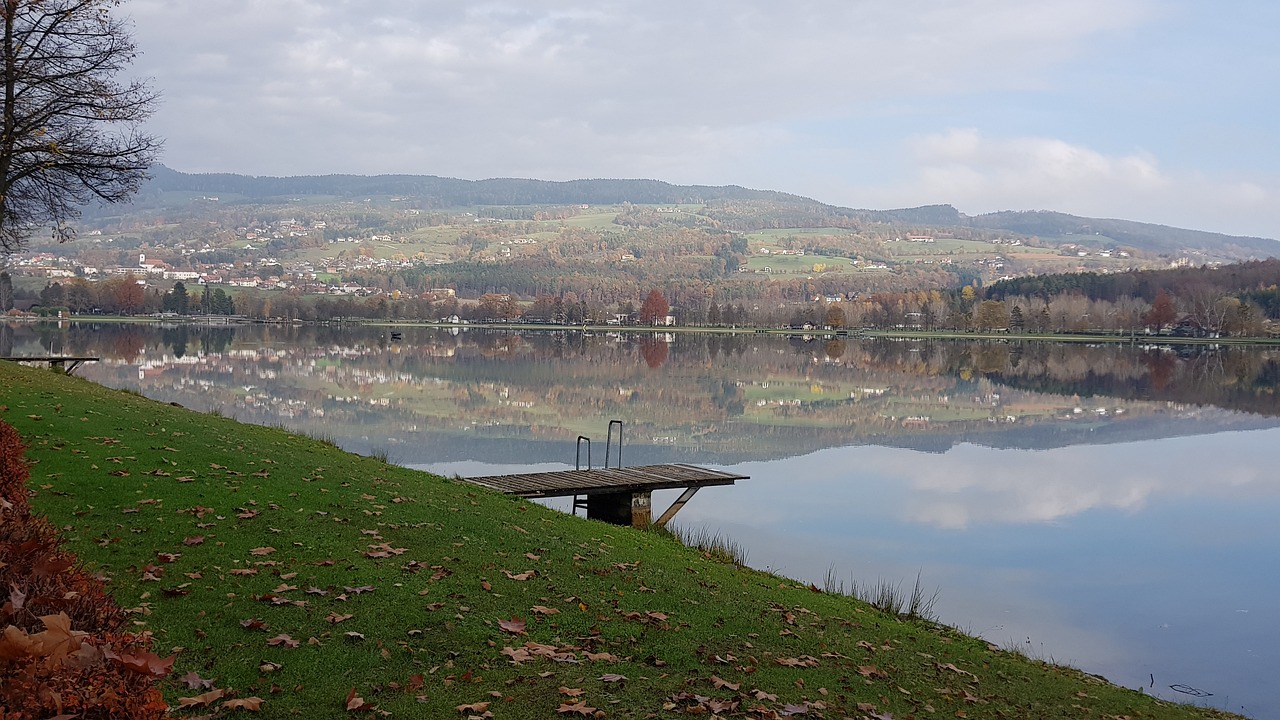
[13,261,1280,338]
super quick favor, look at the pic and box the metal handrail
[575,436,591,471]
[604,420,623,469]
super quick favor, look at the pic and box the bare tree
[1,0,159,253]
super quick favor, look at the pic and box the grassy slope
[0,363,1238,719]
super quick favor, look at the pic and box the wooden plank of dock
[465,463,746,499]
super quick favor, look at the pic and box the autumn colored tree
[972,300,1010,331]
[112,275,145,315]
[1141,289,1177,332]
[824,304,847,329]
[638,289,670,325]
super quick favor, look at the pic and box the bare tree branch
[1,0,160,252]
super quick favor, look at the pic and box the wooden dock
[1,356,99,375]
[466,463,747,527]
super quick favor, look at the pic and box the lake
[4,320,1278,717]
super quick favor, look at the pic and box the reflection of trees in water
[111,327,146,362]
[13,323,1280,458]
[162,327,189,358]
[639,338,668,368]
[1143,350,1177,392]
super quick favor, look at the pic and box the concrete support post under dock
[586,491,652,527]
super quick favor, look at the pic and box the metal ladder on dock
[572,420,622,516]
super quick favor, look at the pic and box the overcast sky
[126,1,1280,239]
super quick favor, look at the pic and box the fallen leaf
[498,617,527,635]
[180,670,214,690]
[267,634,300,649]
[711,676,740,690]
[249,547,276,556]
[177,688,226,707]
[222,696,264,711]
[346,687,375,711]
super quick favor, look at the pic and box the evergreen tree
[0,272,12,311]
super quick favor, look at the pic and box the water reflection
[5,320,1280,716]
[7,322,1280,465]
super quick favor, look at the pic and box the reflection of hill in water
[8,322,1280,463]
[275,408,1279,466]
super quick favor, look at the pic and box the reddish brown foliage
[0,420,169,719]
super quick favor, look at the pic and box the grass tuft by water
[651,524,749,567]
[823,566,940,622]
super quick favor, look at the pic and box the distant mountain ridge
[142,165,1279,258]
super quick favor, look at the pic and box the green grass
[0,362,1243,719]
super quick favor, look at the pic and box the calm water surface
[6,321,1278,717]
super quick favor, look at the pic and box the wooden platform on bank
[464,463,747,527]
[465,463,746,498]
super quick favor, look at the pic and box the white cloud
[123,0,1150,181]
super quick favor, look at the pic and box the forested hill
[143,165,964,225]
[140,166,1277,257]
[965,210,1279,258]
[143,164,807,207]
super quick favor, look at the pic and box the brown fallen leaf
[498,617,527,635]
[183,535,205,546]
[711,676,741,690]
[531,605,560,616]
[177,688,226,707]
[456,701,491,713]
[222,696,263,712]
[556,701,598,716]
[346,687,375,711]
[559,687,584,697]
[267,634,300,649]
[180,670,214,690]
[249,547,276,556]
[326,612,354,624]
